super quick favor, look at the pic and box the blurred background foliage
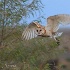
[0,0,44,46]
[0,0,69,70]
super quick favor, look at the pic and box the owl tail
[54,32,63,37]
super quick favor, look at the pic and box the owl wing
[46,14,70,32]
[22,22,42,40]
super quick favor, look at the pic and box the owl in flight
[22,14,70,45]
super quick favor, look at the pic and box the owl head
[35,27,46,36]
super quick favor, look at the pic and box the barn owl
[22,14,70,45]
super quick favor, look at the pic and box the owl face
[36,27,46,36]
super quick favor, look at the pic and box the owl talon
[56,41,60,45]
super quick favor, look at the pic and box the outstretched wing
[46,14,70,32]
[22,22,42,40]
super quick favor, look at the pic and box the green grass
[0,26,65,70]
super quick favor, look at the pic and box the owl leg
[53,36,60,45]
[53,32,63,45]
[55,38,60,45]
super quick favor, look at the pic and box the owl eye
[40,30,42,31]
[36,30,38,32]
